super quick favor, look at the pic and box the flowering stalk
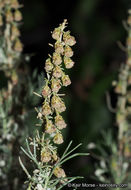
[0,0,24,188]
[90,10,131,189]
[0,0,23,71]
[42,19,75,144]
[20,20,88,190]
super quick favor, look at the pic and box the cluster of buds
[0,0,23,70]
[40,139,58,163]
[39,19,76,145]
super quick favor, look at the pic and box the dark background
[21,0,130,187]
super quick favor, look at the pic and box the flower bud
[41,149,51,163]
[11,0,19,9]
[64,56,74,69]
[124,144,131,157]
[127,93,131,104]
[53,133,64,144]
[128,75,131,85]
[11,25,20,38]
[14,39,23,52]
[53,66,62,78]
[0,15,3,26]
[51,78,61,93]
[128,16,131,25]
[52,28,61,41]
[63,31,76,46]
[37,112,43,120]
[127,37,131,47]
[42,85,51,97]
[51,96,66,113]
[55,115,67,129]
[0,1,4,9]
[116,112,125,125]
[127,57,131,66]
[52,151,58,161]
[114,82,122,94]
[4,0,10,5]
[6,10,14,22]
[45,58,53,72]
[53,167,66,178]
[14,10,22,21]
[45,120,56,134]
[53,52,62,65]
[55,42,64,54]
[62,74,71,86]
[42,102,52,116]
[11,70,18,85]
[64,45,73,57]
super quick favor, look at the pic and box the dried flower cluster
[0,0,23,70]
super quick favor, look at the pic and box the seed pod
[14,39,23,52]
[53,133,64,144]
[42,85,51,97]
[53,52,62,65]
[51,78,61,93]
[55,42,64,54]
[55,115,67,129]
[14,10,22,21]
[62,74,71,86]
[45,58,53,72]
[53,66,62,78]
[45,120,56,134]
[53,166,66,178]
[63,31,76,46]
[42,102,52,116]
[41,149,51,163]
[64,45,73,57]
[64,56,74,69]
[52,28,61,41]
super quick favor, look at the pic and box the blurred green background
[21,0,130,187]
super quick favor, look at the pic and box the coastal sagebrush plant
[88,9,131,189]
[0,0,23,188]
[20,20,88,190]
[0,0,41,189]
